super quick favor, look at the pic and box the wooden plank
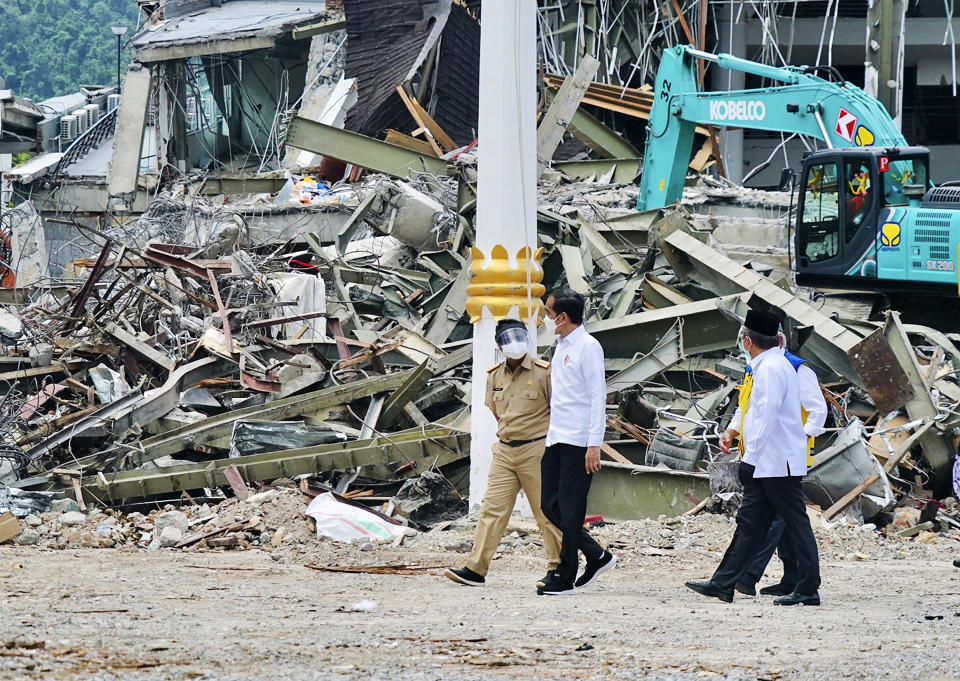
[395,86,456,153]
[71,478,87,512]
[883,419,935,473]
[600,442,631,464]
[223,465,251,501]
[895,520,934,537]
[822,474,881,521]
[683,496,711,516]
[384,129,439,157]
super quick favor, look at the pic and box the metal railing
[51,107,119,181]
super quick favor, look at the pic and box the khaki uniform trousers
[465,440,562,576]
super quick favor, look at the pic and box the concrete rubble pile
[0,0,958,556]
[1,168,958,553]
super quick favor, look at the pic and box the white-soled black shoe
[537,575,576,595]
[536,570,557,589]
[444,566,485,586]
[574,551,617,589]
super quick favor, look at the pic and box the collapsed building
[0,0,958,552]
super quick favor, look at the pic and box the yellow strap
[737,374,813,464]
[736,373,752,457]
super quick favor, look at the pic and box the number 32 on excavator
[637,45,960,299]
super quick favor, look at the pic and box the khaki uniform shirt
[484,354,552,442]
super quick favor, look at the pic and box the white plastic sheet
[303,492,405,543]
[264,272,326,341]
[88,363,130,403]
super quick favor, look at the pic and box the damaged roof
[132,0,329,59]
[342,0,447,138]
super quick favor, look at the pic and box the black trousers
[712,462,820,594]
[741,515,799,588]
[540,443,605,584]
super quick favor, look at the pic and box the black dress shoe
[773,591,820,606]
[735,581,756,596]
[954,558,960,568]
[759,582,796,596]
[685,580,733,603]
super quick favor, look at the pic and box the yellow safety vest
[737,370,814,465]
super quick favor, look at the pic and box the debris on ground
[0,0,957,566]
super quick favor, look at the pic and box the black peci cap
[744,309,780,337]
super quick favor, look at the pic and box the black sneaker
[536,570,556,589]
[574,551,617,589]
[537,576,575,595]
[444,566,485,586]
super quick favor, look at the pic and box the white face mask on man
[737,328,752,364]
[500,342,528,359]
[496,325,530,360]
[543,314,558,336]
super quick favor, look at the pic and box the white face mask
[737,329,751,363]
[543,314,558,336]
[500,341,527,360]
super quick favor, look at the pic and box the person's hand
[719,428,737,454]
[585,446,602,474]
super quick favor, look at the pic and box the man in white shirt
[724,328,828,597]
[537,287,616,595]
[686,310,822,606]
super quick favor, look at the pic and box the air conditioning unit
[75,110,89,135]
[83,103,101,127]
[107,94,121,112]
[37,117,62,152]
[60,115,79,142]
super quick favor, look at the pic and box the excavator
[637,45,960,299]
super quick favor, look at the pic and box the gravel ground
[1,510,959,681]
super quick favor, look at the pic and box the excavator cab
[795,146,931,289]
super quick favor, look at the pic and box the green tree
[0,0,140,101]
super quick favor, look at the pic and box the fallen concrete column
[536,55,600,176]
[7,201,48,287]
[107,66,152,203]
[661,228,911,401]
[68,425,468,503]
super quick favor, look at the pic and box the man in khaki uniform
[445,319,562,587]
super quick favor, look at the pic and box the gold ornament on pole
[466,245,545,323]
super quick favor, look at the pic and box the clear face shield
[496,326,529,360]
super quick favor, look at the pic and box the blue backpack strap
[783,350,810,373]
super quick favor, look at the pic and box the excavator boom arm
[637,46,907,210]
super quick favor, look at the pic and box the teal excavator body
[638,45,960,297]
